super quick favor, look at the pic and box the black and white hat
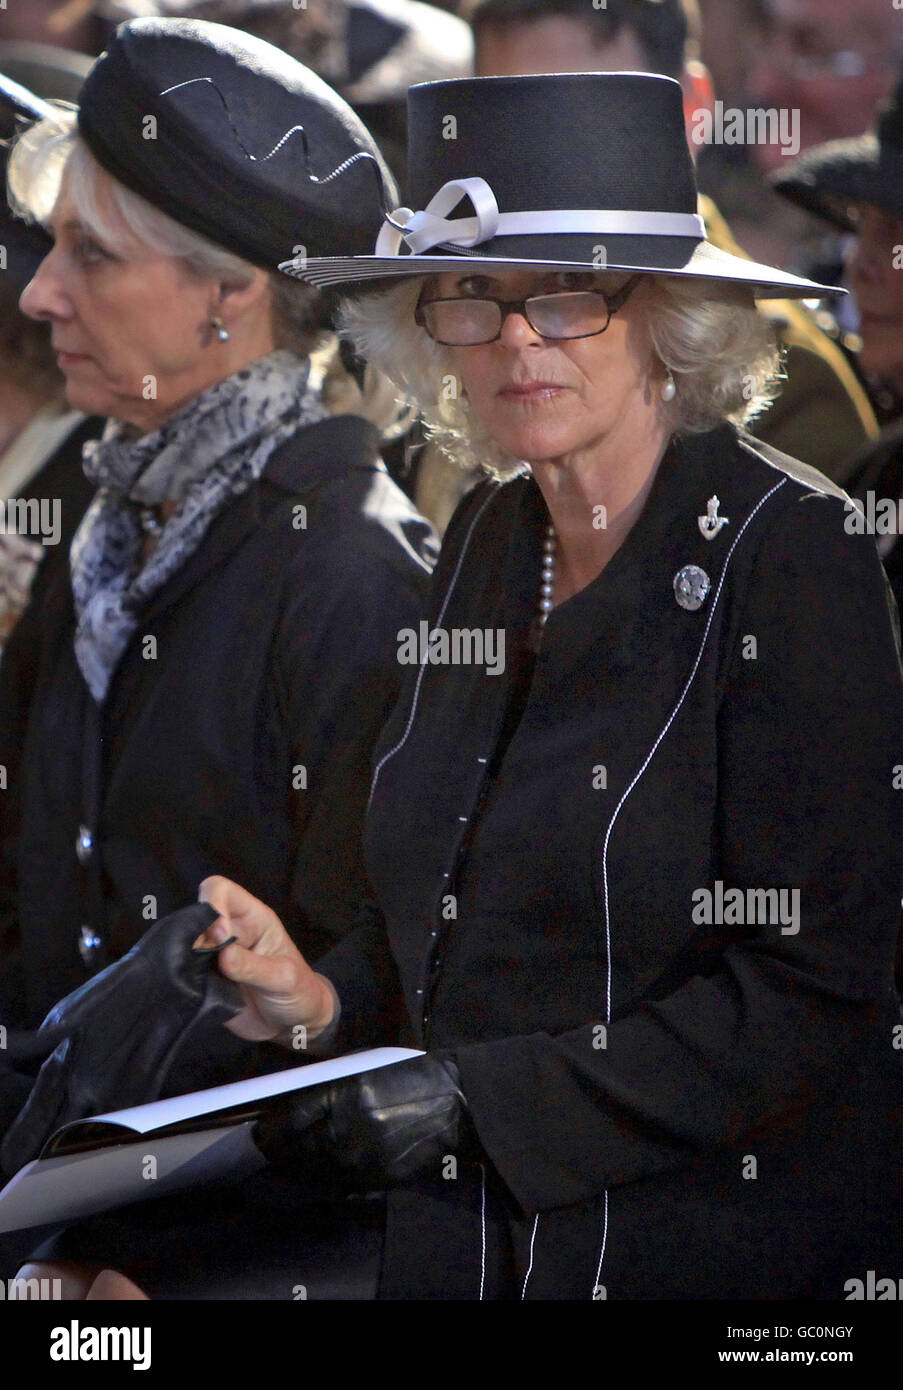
[280,72,836,298]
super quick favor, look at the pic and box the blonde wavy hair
[338,272,784,477]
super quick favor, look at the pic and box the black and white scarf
[71,349,326,702]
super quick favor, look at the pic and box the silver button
[79,925,103,967]
[673,565,711,612]
[76,825,94,865]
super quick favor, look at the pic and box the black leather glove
[0,902,242,1178]
[252,1052,478,1194]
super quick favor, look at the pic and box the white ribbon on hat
[374,177,706,256]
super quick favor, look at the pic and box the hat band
[374,177,705,257]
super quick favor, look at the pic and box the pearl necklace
[538,520,556,627]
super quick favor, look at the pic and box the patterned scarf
[71,349,327,702]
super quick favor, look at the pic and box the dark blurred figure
[0,0,107,55]
[774,72,903,614]
[750,0,903,175]
[0,47,103,654]
[731,0,903,273]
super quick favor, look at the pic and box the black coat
[848,416,903,617]
[16,414,104,616]
[318,423,903,1300]
[0,414,436,1097]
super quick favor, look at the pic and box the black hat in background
[68,16,398,269]
[770,69,903,232]
[284,72,838,298]
[0,43,93,291]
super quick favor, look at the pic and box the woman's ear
[212,267,273,331]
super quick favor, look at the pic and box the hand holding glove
[1,902,242,1177]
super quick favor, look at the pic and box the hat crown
[76,16,398,266]
[406,73,698,218]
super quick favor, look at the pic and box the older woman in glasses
[25,71,903,1303]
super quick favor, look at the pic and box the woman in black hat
[23,71,903,1301]
[0,16,435,1127]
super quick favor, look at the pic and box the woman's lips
[497,383,567,400]
[55,350,91,367]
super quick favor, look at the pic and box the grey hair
[7,108,324,356]
[337,272,784,478]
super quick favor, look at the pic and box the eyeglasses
[414,277,641,346]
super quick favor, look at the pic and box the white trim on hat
[373,177,705,257]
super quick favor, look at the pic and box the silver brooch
[698,495,729,540]
[673,565,711,611]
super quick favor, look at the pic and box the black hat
[282,72,836,298]
[74,16,398,269]
[770,70,903,232]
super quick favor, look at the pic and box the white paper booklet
[0,1046,422,1234]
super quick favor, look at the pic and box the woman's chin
[489,429,578,465]
[62,379,114,419]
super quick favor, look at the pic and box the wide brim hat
[770,71,903,232]
[69,16,398,269]
[280,72,838,298]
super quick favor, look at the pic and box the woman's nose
[19,249,72,321]
[497,305,543,348]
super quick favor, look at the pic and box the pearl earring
[661,370,676,403]
[210,315,230,343]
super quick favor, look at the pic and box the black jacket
[317,424,903,1299]
[0,414,436,1096]
[848,416,903,617]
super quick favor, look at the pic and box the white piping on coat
[589,477,788,1297]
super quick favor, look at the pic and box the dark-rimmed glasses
[414,276,641,346]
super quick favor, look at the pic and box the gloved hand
[252,1052,478,1193]
[0,902,242,1178]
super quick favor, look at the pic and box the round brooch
[673,564,711,611]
